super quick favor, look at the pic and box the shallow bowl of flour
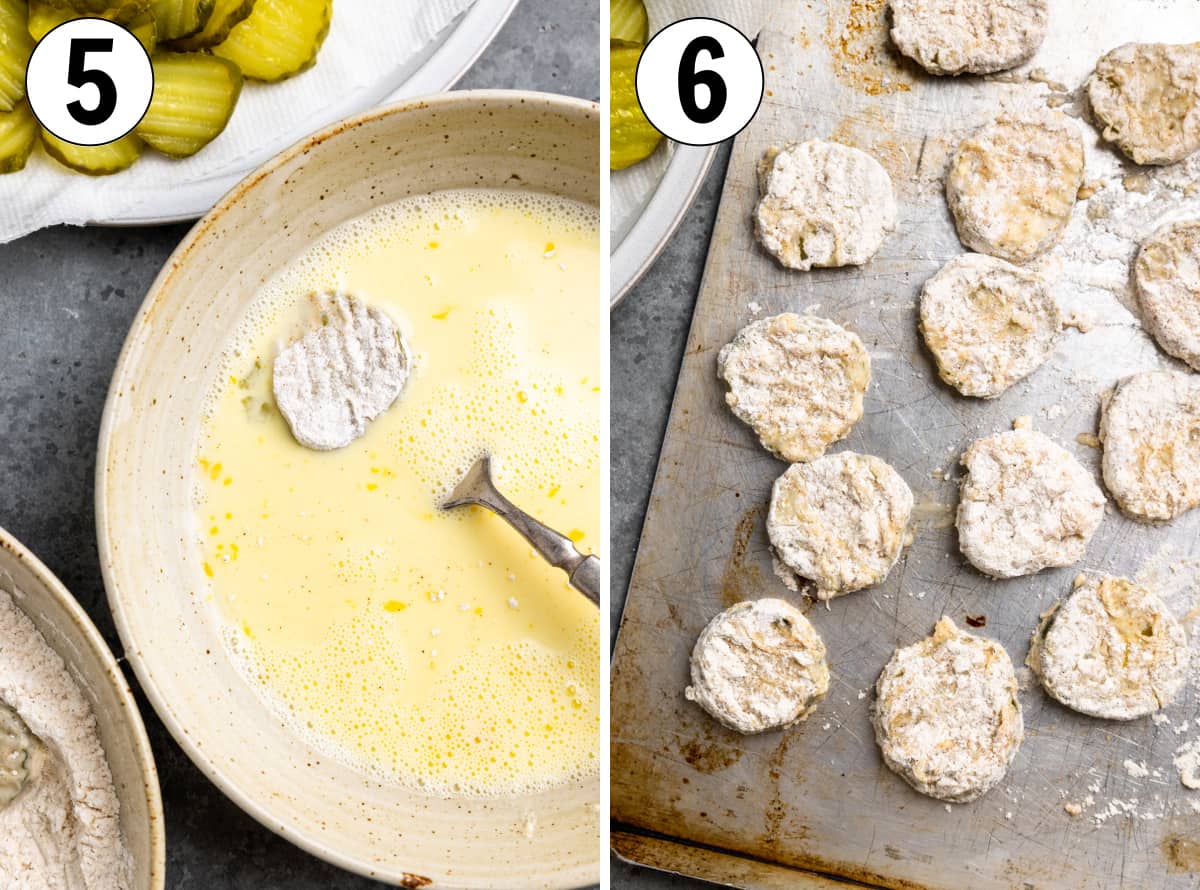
[0,526,164,889]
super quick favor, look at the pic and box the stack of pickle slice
[610,0,663,170]
[0,0,331,175]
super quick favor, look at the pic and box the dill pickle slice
[40,0,149,14]
[610,41,663,171]
[610,0,647,44]
[166,0,252,50]
[42,128,142,174]
[213,0,330,82]
[0,101,37,173]
[135,51,241,157]
[148,0,214,41]
[0,0,34,112]
[28,1,157,52]
[0,0,26,30]
[119,8,156,49]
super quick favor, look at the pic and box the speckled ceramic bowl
[0,526,164,889]
[96,91,599,889]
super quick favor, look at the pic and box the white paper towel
[645,0,763,40]
[611,0,763,246]
[0,0,476,243]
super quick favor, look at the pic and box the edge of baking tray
[610,142,719,308]
[613,827,900,890]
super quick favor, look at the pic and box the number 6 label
[26,18,152,146]
[636,18,763,146]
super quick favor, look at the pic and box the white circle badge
[26,18,153,146]
[635,17,763,146]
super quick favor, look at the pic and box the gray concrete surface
[609,144,731,890]
[0,1,596,887]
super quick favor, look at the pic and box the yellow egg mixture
[193,190,600,797]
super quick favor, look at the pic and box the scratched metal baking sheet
[610,1,1200,887]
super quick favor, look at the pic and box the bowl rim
[0,524,166,890]
[95,89,600,888]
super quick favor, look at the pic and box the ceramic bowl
[0,526,164,889]
[96,91,599,889]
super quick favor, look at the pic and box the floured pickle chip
[946,114,1084,263]
[956,429,1105,578]
[767,451,913,599]
[919,253,1061,398]
[874,618,1023,802]
[754,140,897,271]
[273,292,410,451]
[1029,573,1189,720]
[888,0,1049,75]
[1100,370,1200,522]
[717,313,871,462]
[1087,42,1200,166]
[685,598,829,733]
[1134,220,1200,371]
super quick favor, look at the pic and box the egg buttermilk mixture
[193,189,600,797]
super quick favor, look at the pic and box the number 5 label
[635,18,763,146]
[26,18,152,146]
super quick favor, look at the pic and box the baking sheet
[610,1,1200,887]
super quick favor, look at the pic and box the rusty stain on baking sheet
[720,506,766,609]
[831,107,918,185]
[761,733,797,850]
[1162,836,1200,873]
[679,736,743,775]
[824,0,915,95]
[661,599,684,631]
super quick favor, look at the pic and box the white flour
[1045,150,1200,338]
[0,590,132,890]
[1175,739,1200,790]
[1124,759,1151,779]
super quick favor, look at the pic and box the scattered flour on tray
[1124,759,1150,779]
[0,590,132,890]
[1047,151,1200,343]
[1175,740,1200,790]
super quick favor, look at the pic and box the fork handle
[484,488,601,607]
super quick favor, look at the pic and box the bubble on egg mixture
[222,614,600,797]
[393,302,600,506]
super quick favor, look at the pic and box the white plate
[104,0,518,226]
[609,143,718,307]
